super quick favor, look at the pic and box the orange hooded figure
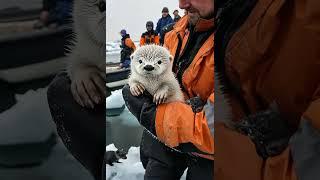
[140,21,160,46]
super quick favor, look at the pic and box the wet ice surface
[106,53,121,64]
[0,139,93,180]
[0,88,93,180]
[105,144,187,180]
[106,90,143,150]
[105,86,190,179]
[106,89,125,109]
[106,42,121,55]
[106,41,140,64]
[106,90,187,180]
[106,41,121,64]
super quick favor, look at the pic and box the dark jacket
[173,15,181,22]
[155,15,174,37]
[120,34,135,63]
[43,0,73,25]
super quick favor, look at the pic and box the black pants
[145,157,214,180]
[43,0,56,11]
[141,130,214,180]
[47,73,105,180]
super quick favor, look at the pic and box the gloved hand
[234,103,293,159]
[122,84,157,134]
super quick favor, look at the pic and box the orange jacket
[124,38,136,51]
[154,16,214,160]
[140,31,160,46]
[215,0,320,179]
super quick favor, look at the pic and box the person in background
[119,29,136,69]
[184,9,188,16]
[155,7,174,45]
[34,0,73,29]
[140,21,160,46]
[173,9,181,22]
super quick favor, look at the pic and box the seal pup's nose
[144,65,154,71]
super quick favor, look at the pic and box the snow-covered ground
[106,144,144,180]
[107,41,121,55]
[106,41,140,64]
[106,89,125,109]
[106,144,187,180]
[0,88,93,180]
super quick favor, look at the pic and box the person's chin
[188,12,200,25]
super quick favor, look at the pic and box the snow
[106,41,140,54]
[106,41,140,64]
[106,144,187,180]
[106,42,121,55]
[106,90,125,109]
[0,88,94,180]
[0,88,56,143]
[106,51,121,56]
[106,144,145,180]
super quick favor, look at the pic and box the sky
[106,0,182,42]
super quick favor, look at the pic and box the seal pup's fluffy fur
[129,45,184,104]
[67,0,106,108]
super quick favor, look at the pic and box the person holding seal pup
[123,0,214,179]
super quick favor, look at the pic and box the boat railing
[0,25,72,70]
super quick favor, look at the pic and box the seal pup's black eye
[157,61,162,65]
[98,1,106,12]
[139,60,143,64]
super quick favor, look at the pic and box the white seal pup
[128,44,184,104]
[67,0,106,108]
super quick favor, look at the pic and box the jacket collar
[121,34,130,40]
[194,17,214,32]
[173,15,214,34]
[162,15,172,20]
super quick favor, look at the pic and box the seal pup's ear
[169,55,173,62]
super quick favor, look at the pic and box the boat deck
[106,64,130,91]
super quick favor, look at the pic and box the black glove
[122,85,157,134]
[186,95,206,113]
[234,103,293,159]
